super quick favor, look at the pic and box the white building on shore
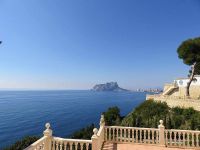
[146,75,200,111]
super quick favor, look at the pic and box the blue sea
[0,90,147,148]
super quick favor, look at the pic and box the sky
[0,0,200,90]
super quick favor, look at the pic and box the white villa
[146,75,200,111]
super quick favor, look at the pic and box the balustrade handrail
[52,137,92,143]
[165,129,200,133]
[105,125,158,131]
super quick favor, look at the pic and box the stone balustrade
[24,116,200,150]
[104,126,159,144]
[165,129,200,148]
[51,137,92,150]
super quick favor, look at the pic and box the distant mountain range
[92,82,128,92]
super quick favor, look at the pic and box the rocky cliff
[92,82,128,92]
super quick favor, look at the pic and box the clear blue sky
[0,0,200,90]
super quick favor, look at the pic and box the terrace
[25,115,200,150]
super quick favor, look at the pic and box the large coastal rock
[92,82,128,92]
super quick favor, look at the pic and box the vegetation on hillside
[103,106,122,126]
[121,100,200,130]
[3,136,39,150]
[69,124,95,140]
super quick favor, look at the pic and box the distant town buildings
[135,88,162,93]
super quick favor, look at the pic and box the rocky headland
[92,82,128,92]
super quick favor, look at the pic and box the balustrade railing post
[91,114,105,150]
[92,128,99,150]
[158,120,165,146]
[43,123,53,150]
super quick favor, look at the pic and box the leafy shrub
[103,106,122,126]
[69,124,95,139]
[3,136,39,150]
[121,100,200,130]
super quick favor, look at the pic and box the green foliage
[69,124,95,140]
[121,100,169,128]
[103,106,122,126]
[121,100,200,130]
[177,37,200,65]
[3,136,39,150]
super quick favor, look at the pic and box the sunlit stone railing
[104,126,159,144]
[24,115,200,150]
[91,114,105,150]
[51,137,92,150]
[165,129,200,148]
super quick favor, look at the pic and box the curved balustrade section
[104,126,159,144]
[165,129,200,148]
[51,137,92,150]
[24,136,47,150]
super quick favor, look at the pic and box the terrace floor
[103,143,195,150]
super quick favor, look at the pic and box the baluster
[128,129,131,142]
[64,142,67,150]
[143,130,146,143]
[174,132,177,146]
[136,129,138,143]
[177,132,180,147]
[69,142,73,150]
[196,133,199,147]
[80,143,83,150]
[59,141,63,150]
[86,143,89,150]
[187,133,190,147]
[156,130,159,144]
[192,133,194,147]
[195,133,197,147]
[132,129,135,143]
[120,128,122,142]
[108,128,111,141]
[56,141,59,150]
[140,129,142,143]
[165,131,167,145]
[183,132,185,147]
[148,130,151,144]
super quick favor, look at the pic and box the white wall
[174,76,200,87]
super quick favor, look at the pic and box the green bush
[3,136,39,150]
[69,124,95,140]
[121,100,200,130]
[103,106,122,126]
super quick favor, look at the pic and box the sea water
[0,90,147,148]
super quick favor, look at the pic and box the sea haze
[0,90,146,148]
